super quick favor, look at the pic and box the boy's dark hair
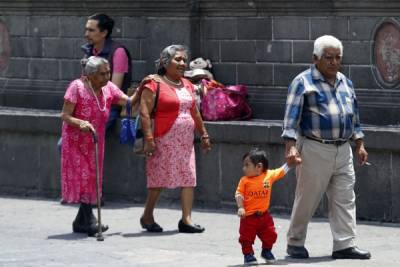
[88,13,114,39]
[243,148,269,171]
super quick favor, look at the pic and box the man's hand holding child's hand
[286,146,302,168]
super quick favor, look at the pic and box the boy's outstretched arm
[263,163,293,188]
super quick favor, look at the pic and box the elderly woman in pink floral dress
[139,45,211,233]
[61,56,135,236]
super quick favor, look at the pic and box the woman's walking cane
[91,130,104,241]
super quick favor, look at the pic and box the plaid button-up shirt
[282,65,364,141]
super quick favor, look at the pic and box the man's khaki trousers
[287,137,357,252]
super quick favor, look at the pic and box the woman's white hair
[313,35,343,59]
[81,56,109,75]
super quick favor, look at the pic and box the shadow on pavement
[48,231,124,240]
[103,231,123,237]
[122,230,179,238]
[283,255,334,264]
[226,256,334,267]
[47,232,89,240]
[227,259,288,266]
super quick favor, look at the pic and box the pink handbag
[200,80,252,121]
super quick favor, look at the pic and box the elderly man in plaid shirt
[282,35,371,260]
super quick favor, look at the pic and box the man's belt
[305,136,348,146]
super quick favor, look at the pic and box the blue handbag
[119,99,138,145]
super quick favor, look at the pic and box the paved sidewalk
[0,196,399,267]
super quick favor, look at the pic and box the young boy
[235,148,299,264]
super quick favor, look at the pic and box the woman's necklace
[163,75,182,87]
[86,79,106,112]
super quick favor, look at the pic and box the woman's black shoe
[178,219,205,233]
[72,220,87,233]
[81,203,109,237]
[72,205,86,233]
[140,217,163,232]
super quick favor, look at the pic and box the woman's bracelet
[145,136,154,142]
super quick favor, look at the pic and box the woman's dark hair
[88,13,114,39]
[243,148,269,171]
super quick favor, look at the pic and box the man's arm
[111,47,129,89]
[282,78,304,165]
[355,138,368,165]
[351,91,365,140]
[281,78,304,140]
[348,79,367,165]
[111,73,124,89]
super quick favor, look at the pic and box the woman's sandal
[140,217,163,232]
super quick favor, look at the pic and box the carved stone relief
[373,18,400,89]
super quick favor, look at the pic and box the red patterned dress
[146,85,197,188]
[61,79,123,204]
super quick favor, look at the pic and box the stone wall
[1,108,400,222]
[1,1,400,124]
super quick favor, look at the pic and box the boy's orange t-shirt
[236,166,287,216]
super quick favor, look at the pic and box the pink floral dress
[146,86,196,188]
[61,79,123,204]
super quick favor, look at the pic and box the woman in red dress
[139,45,211,233]
[61,56,135,236]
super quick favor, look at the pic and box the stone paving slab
[0,196,399,267]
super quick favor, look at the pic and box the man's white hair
[313,35,343,59]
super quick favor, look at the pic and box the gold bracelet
[145,136,154,141]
